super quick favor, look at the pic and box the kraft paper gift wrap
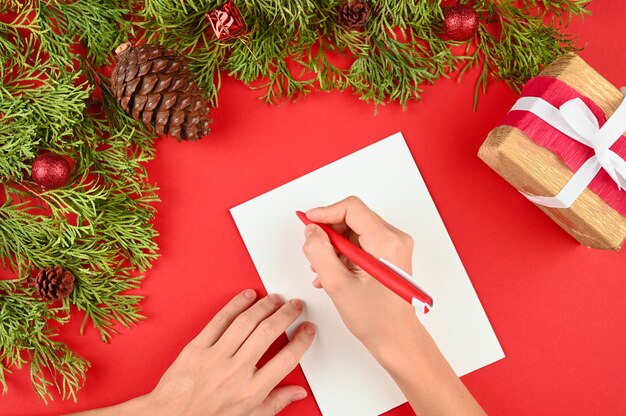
[479,53,626,250]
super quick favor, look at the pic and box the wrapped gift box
[478,53,626,250]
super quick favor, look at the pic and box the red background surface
[3,2,626,415]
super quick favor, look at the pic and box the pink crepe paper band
[500,76,626,216]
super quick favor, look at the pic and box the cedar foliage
[134,0,589,106]
[1,1,158,403]
[0,0,589,402]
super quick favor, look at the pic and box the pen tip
[295,211,310,224]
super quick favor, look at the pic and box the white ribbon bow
[510,87,626,209]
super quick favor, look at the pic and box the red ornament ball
[443,4,479,41]
[31,152,71,190]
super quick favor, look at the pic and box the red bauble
[31,152,71,190]
[443,4,479,41]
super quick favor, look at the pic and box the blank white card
[231,132,504,416]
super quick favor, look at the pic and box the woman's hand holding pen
[302,196,486,416]
[301,196,422,362]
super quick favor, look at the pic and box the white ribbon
[510,87,626,209]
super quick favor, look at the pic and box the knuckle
[279,348,298,369]
[287,301,301,314]
[212,310,228,326]
[303,237,326,255]
[282,304,299,318]
[216,296,247,323]
[388,236,405,252]
[361,229,396,248]
[232,294,250,309]
[345,195,363,207]
[295,329,311,345]
[232,314,254,331]
[400,232,414,249]
[384,230,412,250]
[261,296,278,310]
[302,240,314,256]
[273,397,289,414]
[256,321,276,341]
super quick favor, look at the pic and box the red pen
[296,211,434,314]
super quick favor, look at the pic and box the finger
[325,222,348,235]
[189,289,257,347]
[337,253,353,269]
[255,323,316,392]
[306,196,389,237]
[346,229,361,246]
[236,298,305,364]
[250,386,307,416]
[214,294,284,355]
[311,276,322,288]
[302,224,355,294]
[312,247,347,269]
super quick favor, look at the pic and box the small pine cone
[111,43,211,142]
[30,266,75,301]
[338,0,371,30]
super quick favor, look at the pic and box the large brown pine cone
[111,43,211,142]
[30,266,75,301]
[338,0,371,30]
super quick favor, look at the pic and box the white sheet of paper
[231,132,505,416]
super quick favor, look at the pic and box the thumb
[251,386,307,416]
[302,224,353,293]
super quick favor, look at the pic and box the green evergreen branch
[57,0,130,66]
[0,286,89,404]
[132,0,588,105]
[1,1,159,402]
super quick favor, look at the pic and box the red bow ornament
[206,0,247,40]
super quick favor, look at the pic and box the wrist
[119,394,159,415]
[367,326,487,416]
[70,393,160,416]
[134,391,184,416]
[364,321,430,374]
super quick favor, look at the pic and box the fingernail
[304,322,316,335]
[290,298,304,311]
[268,293,283,305]
[304,224,316,237]
[242,289,256,299]
[292,391,307,401]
